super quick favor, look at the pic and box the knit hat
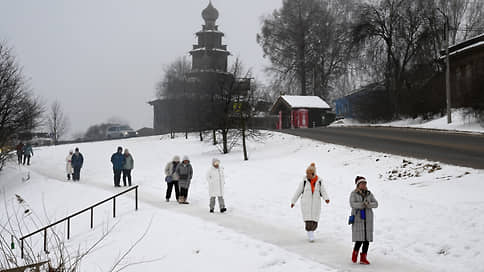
[306,163,316,174]
[355,176,367,186]
[117,146,123,152]
[182,155,190,162]
[212,158,220,165]
[173,155,180,162]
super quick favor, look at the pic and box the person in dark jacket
[111,146,125,187]
[16,142,24,164]
[122,149,134,186]
[350,176,378,265]
[71,148,84,181]
[164,156,180,202]
[22,143,33,165]
[175,155,193,204]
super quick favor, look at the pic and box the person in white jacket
[66,150,73,181]
[206,158,226,213]
[291,163,330,242]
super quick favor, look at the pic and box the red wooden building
[270,96,333,129]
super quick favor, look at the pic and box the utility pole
[438,8,452,123]
[445,14,452,124]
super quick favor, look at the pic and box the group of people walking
[291,163,378,265]
[60,146,377,265]
[15,142,33,165]
[110,146,134,187]
[163,155,194,205]
[65,148,84,181]
[164,156,226,213]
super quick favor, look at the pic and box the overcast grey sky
[0,0,281,137]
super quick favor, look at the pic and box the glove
[363,200,370,207]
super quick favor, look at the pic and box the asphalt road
[281,126,484,169]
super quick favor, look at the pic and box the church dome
[202,1,219,22]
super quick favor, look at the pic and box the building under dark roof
[440,33,484,109]
[270,95,333,129]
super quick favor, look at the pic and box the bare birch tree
[47,100,69,145]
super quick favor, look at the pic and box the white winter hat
[182,155,190,162]
[355,176,367,186]
[173,155,180,162]
[306,163,316,174]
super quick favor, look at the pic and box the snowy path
[30,165,431,272]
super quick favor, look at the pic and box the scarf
[310,176,319,193]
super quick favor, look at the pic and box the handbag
[348,215,355,225]
[360,209,366,220]
[165,176,173,183]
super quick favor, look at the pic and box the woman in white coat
[66,150,73,180]
[291,163,330,242]
[206,158,226,213]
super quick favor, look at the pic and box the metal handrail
[19,185,139,258]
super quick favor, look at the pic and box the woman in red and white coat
[291,163,330,242]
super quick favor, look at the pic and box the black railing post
[43,229,47,253]
[135,186,138,211]
[20,185,139,258]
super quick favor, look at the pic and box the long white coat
[206,166,225,197]
[66,154,73,174]
[291,176,329,222]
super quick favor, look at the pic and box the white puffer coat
[206,166,225,197]
[291,176,329,222]
[66,154,73,174]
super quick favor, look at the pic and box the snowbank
[331,108,484,133]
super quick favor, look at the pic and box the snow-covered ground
[331,108,484,133]
[1,132,483,271]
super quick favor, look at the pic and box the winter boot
[352,250,358,263]
[220,208,227,213]
[166,198,169,202]
[209,209,214,213]
[178,196,184,204]
[307,231,315,242]
[360,253,370,265]
[67,174,71,180]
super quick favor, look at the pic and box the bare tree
[437,0,484,44]
[0,42,43,170]
[351,0,443,116]
[155,56,191,99]
[47,100,69,145]
[258,0,354,98]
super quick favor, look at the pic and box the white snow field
[1,131,483,271]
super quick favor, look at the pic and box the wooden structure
[441,33,484,109]
[270,96,332,129]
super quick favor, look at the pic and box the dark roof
[441,32,484,58]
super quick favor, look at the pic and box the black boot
[220,208,227,213]
[67,174,71,180]
[209,209,214,213]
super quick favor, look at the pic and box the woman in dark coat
[175,155,193,204]
[350,176,378,265]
